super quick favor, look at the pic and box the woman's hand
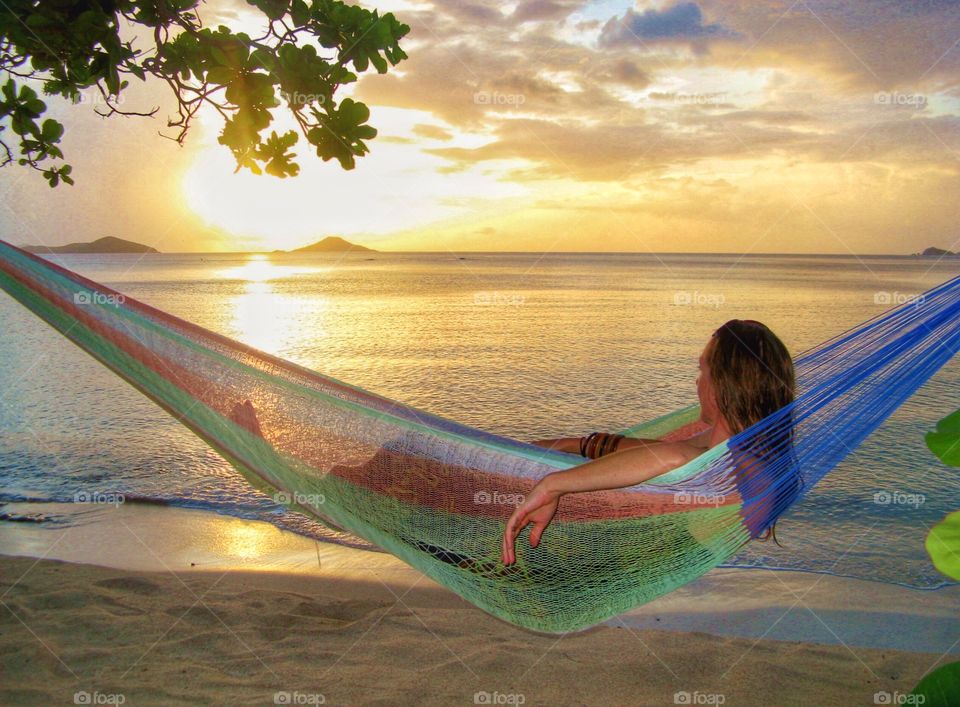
[501,476,562,566]
[500,443,701,566]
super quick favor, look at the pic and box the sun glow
[216,254,326,281]
[219,255,330,354]
[215,521,278,561]
[182,104,528,252]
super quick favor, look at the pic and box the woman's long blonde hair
[706,320,797,543]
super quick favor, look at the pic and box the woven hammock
[2,239,959,633]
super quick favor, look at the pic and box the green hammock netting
[2,239,960,633]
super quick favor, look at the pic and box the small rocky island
[22,236,158,254]
[283,236,377,254]
[914,246,958,257]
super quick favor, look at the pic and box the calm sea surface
[1,251,959,587]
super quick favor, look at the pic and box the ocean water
[1,251,959,588]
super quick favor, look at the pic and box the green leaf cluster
[910,661,960,706]
[924,410,960,581]
[0,0,409,185]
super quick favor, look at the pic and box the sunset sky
[2,0,959,254]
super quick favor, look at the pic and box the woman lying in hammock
[501,319,797,566]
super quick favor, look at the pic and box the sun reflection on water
[217,254,326,283]
[219,255,329,355]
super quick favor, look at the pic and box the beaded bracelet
[586,432,603,459]
[581,432,626,459]
[580,432,599,457]
[602,432,625,457]
[586,432,602,458]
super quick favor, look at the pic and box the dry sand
[1,552,950,706]
[1,503,955,705]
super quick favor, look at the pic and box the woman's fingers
[529,521,545,549]
[502,507,530,565]
[501,517,513,565]
[502,486,556,565]
[502,513,514,565]
[503,513,520,565]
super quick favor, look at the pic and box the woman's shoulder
[675,440,711,463]
[624,439,708,467]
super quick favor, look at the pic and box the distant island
[22,236,159,254]
[914,246,958,257]
[282,236,377,254]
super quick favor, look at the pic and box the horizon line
[14,241,955,258]
[156,249,951,257]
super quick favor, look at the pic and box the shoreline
[2,502,958,656]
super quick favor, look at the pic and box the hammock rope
[2,239,959,633]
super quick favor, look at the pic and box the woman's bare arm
[502,442,702,564]
[540,442,699,495]
[530,438,581,454]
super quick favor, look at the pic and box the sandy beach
[1,505,955,705]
